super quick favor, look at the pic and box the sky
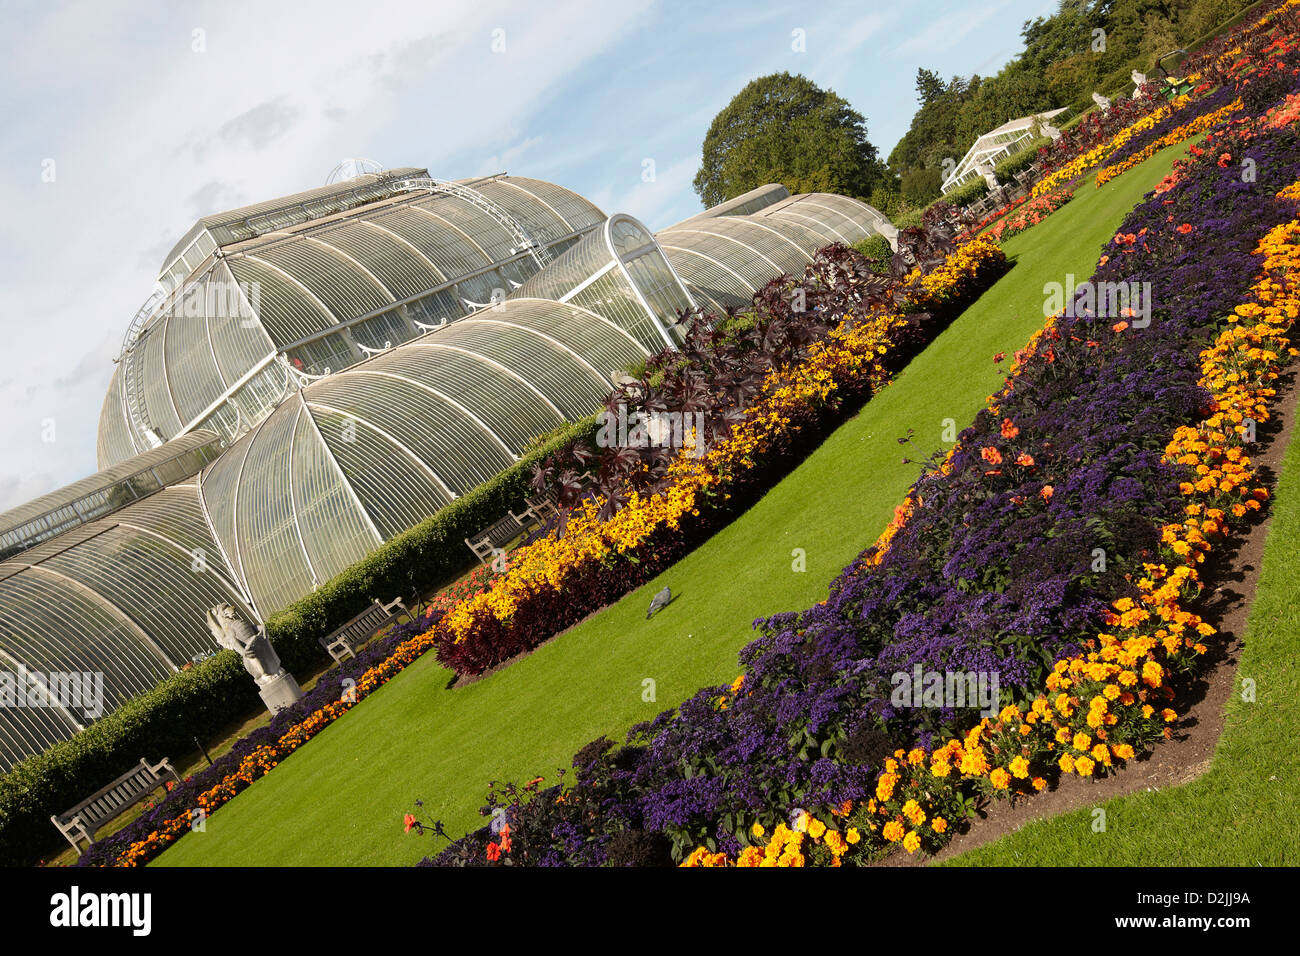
[0,0,1058,512]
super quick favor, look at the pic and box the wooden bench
[52,757,181,854]
[318,596,410,663]
[464,513,525,565]
[525,492,559,520]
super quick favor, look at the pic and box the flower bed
[1094,86,1243,186]
[432,237,1006,677]
[678,108,1300,867]
[697,199,1300,867]
[1031,97,1181,198]
[985,188,1075,242]
[420,56,1300,866]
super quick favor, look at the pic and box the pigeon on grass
[646,586,672,619]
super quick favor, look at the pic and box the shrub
[937,177,989,211]
[899,166,942,205]
[851,235,894,274]
[994,137,1051,182]
[893,206,925,231]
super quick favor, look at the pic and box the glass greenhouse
[939,108,1071,194]
[0,167,892,770]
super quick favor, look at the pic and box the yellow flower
[902,831,922,854]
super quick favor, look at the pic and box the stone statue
[206,604,304,714]
[1132,69,1147,88]
[975,160,999,190]
[875,221,900,252]
[1092,91,1112,111]
[1041,123,1061,141]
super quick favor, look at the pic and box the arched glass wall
[199,297,648,616]
[0,479,255,772]
[510,214,694,352]
[656,191,890,313]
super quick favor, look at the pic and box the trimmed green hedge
[0,415,598,866]
[995,137,1051,182]
[893,206,925,231]
[938,176,990,210]
[851,235,894,274]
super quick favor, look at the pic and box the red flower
[486,842,502,862]
[1016,453,1035,467]
[1000,419,1019,439]
[1176,223,1194,235]
[404,813,417,833]
[1040,485,1054,502]
[981,446,1003,466]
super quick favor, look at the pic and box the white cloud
[889,0,1012,59]
[588,155,701,231]
[475,135,546,177]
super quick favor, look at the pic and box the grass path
[156,145,1189,867]
[944,390,1300,866]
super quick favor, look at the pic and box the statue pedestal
[258,671,304,715]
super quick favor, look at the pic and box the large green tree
[693,72,885,208]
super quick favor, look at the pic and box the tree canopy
[693,72,886,208]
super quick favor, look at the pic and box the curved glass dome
[97,173,606,470]
[510,214,695,351]
[197,297,649,616]
[656,191,892,313]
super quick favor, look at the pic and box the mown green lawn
[944,391,1300,867]
[156,144,1190,866]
